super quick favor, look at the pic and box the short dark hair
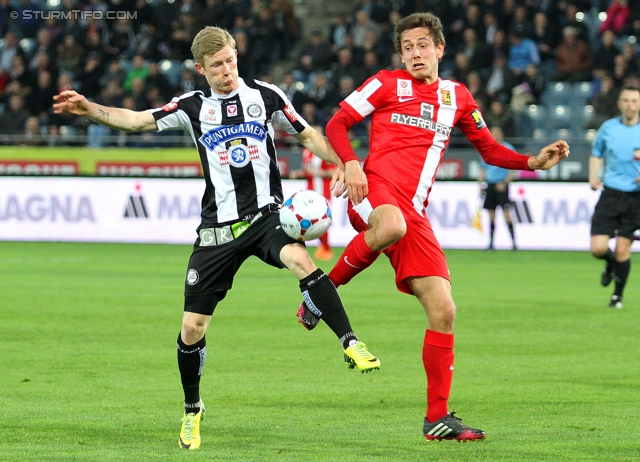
[619,83,640,98]
[393,12,445,54]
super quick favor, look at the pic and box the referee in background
[589,84,640,309]
[478,126,517,250]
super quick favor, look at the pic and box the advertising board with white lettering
[426,181,599,250]
[0,178,605,250]
[0,177,356,245]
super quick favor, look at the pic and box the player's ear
[194,61,205,76]
[436,43,445,61]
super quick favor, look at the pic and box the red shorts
[348,179,450,295]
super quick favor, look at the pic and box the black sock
[613,259,631,298]
[489,222,495,246]
[177,333,206,413]
[599,248,616,264]
[507,222,515,242]
[300,269,358,349]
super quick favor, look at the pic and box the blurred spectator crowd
[0,0,639,148]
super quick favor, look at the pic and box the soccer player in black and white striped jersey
[53,26,380,450]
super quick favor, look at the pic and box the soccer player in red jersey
[298,12,570,441]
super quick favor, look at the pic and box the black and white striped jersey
[150,77,308,227]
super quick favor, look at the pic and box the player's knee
[373,215,406,247]
[181,319,207,344]
[281,243,316,275]
[427,300,456,332]
[387,218,407,241]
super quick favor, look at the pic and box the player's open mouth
[413,63,425,70]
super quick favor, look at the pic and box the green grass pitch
[1,242,639,461]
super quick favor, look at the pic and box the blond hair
[191,26,236,65]
[393,12,446,54]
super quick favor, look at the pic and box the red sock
[328,232,380,288]
[423,329,454,423]
[319,232,329,249]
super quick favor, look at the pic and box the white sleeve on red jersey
[340,71,388,121]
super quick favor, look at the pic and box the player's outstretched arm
[293,125,349,198]
[527,140,570,170]
[294,125,342,165]
[53,90,157,132]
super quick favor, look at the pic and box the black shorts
[183,210,301,301]
[591,186,640,239]
[483,183,511,210]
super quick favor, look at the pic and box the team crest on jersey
[227,104,238,117]
[162,102,178,112]
[440,90,451,105]
[397,79,413,97]
[218,140,259,168]
[247,104,262,118]
[471,109,487,130]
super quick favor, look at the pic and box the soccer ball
[280,190,332,241]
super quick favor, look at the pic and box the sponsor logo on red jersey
[162,102,178,112]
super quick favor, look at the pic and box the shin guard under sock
[300,269,357,348]
[177,333,206,412]
[328,232,380,288]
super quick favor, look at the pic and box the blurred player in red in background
[290,125,337,260]
[297,12,569,441]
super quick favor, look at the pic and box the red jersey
[301,147,334,199]
[338,70,493,214]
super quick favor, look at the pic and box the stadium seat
[584,129,597,142]
[19,38,36,57]
[182,59,196,71]
[119,59,133,73]
[545,105,573,129]
[158,59,183,87]
[571,105,595,129]
[541,81,572,105]
[615,35,639,53]
[545,128,573,141]
[523,104,547,130]
[571,81,593,106]
[531,128,548,140]
[45,0,63,9]
[59,126,77,143]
